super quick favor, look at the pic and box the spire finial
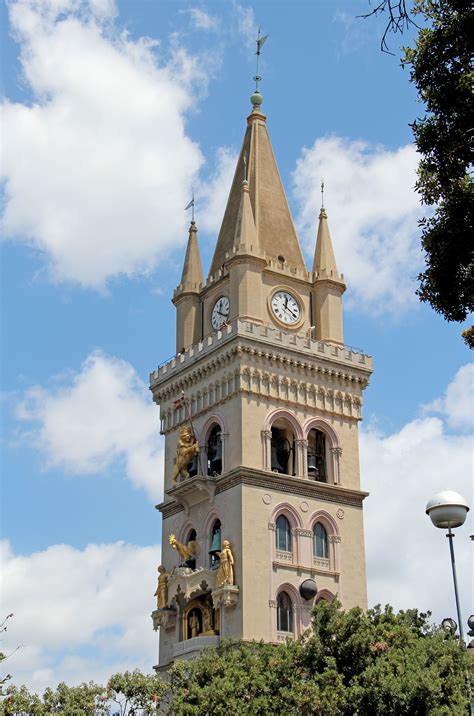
[250,29,268,108]
[320,179,327,218]
[184,191,195,223]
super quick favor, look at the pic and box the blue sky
[1,0,472,692]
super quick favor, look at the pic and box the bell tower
[150,86,373,670]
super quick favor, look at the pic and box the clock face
[211,296,230,329]
[271,291,301,325]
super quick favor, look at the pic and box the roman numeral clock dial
[211,296,230,329]
[271,290,301,325]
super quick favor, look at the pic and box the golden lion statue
[172,426,199,483]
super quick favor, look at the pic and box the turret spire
[179,220,204,292]
[312,203,339,276]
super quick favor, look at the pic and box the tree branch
[358,0,418,53]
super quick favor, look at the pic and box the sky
[1,0,472,694]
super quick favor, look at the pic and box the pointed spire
[312,207,339,277]
[233,180,258,253]
[179,221,204,292]
[209,108,306,276]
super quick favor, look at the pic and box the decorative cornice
[157,466,369,517]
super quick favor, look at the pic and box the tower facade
[150,95,373,670]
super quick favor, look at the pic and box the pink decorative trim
[302,417,340,448]
[263,408,304,439]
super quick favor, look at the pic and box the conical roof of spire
[312,207,339,276]
[209,105,306,276]
[178,221,204,292]
[233,179,258,253]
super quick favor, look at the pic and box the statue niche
[183,595,217,640]
[172,426,199,483]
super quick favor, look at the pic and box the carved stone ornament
[151,608,176,631]
[167,567,215,603]
[295,528,312,538]
[336,508,345,520]
[328,535,342,543]
[211,584,240,609]
[167,475,217,515]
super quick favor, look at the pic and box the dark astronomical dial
[211,296,230,329]
[271,291,301,325]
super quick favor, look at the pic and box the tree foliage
[403,0,473,327]
[365,0,473,333]
[0,602,469,715]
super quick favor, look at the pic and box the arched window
[206,424,223,476]
[313,523,328,559]
[277,591,293,633]
[271,421,295,475]
[209,519,221,568]
[276,515,292,552]
[307,428,327,482]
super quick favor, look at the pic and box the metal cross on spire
[254,28,268,93]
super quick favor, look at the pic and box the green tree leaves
[402,0,473,326]
[0,602,468,715]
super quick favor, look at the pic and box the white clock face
[271,291,301,325]
[211,296,230,329]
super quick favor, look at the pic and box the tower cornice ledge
[157,467,369,518]
[150,318,372,390]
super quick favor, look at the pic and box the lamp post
[426,490,472,715]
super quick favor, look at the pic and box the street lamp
[426,490,472,715]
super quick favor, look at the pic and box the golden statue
[154,565,170,609]
[169,533,200,565]
[215,539,234,588]
[202,606,215,635]
[172,426,199,483]
[189,611,200,638]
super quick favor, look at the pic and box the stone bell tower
[150,86,373,671]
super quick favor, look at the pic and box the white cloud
[233,2,257,48]
[15,351,163,501]
[198,146,238,236]
[1,540,160,693]
[293,136,424,314]
[422,363,474,432]
[1,0,206,290]
[362,364,473,626]
[187,7,219,31]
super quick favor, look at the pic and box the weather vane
[254,28,268,93]
[321,179,325,210]
[184,191,195,222]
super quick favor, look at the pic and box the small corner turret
[173,221,204,352]
[312,205,346,345]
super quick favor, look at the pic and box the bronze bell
[307,448,319,477]
[271,436,290,473]
[209,439,222,475]
[209,530,221,557]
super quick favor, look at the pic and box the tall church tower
[150,87,373,670]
